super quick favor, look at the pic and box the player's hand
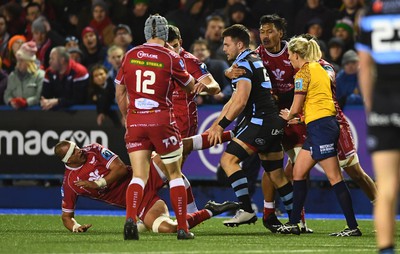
[225,64,245,79]
[74,224,92,233]
[74,180,98,189]
[279,108,291,121]
[207,124,223,147]
[287,117,302,125]
[192,81,208,95]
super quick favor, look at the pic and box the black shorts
[367,91,400,152]
[234,116,284,153]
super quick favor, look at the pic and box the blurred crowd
[0,0,365,126]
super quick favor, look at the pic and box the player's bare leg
[342,155,377,202]
[372,151,400,251]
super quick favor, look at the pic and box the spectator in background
[80,26,108,70]
[67,47,84,64]
[227,2,257,29]
[4,41,44,109]
[190,39,231,104]
[65,36,80,50]
[24,2,42,41]
[40,46,89,110]
[336,50,362,109]
[0,57,8,105]
[107,45,124,81]
[113,24,133,53]
[204,15,226,61]
[0,15,10,62]
[305,17,324,41]
[338,0,364,23]
[166,0,207,50]
[32,0,56,21]
[326,37,345,72]
[294,0,336,42]
[126,0,150,46]
[31,16,65,69]
[3,35,26,73]
[332,18,355,52]
[89,0,115,47]
[1,2,25,36]
[88,64,120,127]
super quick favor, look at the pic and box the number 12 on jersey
[135,70,156,94]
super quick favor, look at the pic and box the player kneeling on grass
[55,132,236,233]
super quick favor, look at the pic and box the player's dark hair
[167,25,181,42]
[259,14,287,38]
[222,24,250,47]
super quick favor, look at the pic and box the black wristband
[218,116,232,129]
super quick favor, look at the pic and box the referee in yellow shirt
[278,35,361,237]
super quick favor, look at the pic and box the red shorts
[337,115,356,161]
[137,159,167,220]
[125,111,182,154]
[282,123,307,151]
[175,113,198,138]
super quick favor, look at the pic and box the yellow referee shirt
[294,62,336,124]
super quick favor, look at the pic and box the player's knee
[225,141,249,162]
[160,147,183,164]
[340,154,359,168]
[261,159,283,173]
[151,215,177,233]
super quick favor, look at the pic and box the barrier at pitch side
[0,105,372,180]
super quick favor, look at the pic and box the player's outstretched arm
[193,75,221,95]
[62,212,92,233]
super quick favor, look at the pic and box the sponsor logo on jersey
[255,138,265,145]
[295,78,303,90]
[126,142,141,149]
[130,59,164,68]
[179,59,185,69]
[101,148,114,160]
[135,98,159,109]
[88,169,104,181]
[272,68,285,81]
[137,51,158,59]
[271,128,283,135]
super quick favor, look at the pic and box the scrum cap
[144,14,168,42]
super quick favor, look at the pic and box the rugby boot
[329,227,362,237]
[204,200,240,216]
[277,222,301,235]
[263,213,283,233]
[124,217,139,240]
[177,229,195,240]
[223,209,257,227]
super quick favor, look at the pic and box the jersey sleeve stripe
[233,77,251,83]
[105,155,118,169]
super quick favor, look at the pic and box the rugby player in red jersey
[115,14,211,240]
[55,140,239,234]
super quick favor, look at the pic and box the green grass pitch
[1,214,398,253]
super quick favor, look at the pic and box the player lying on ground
[54,132,235,233]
